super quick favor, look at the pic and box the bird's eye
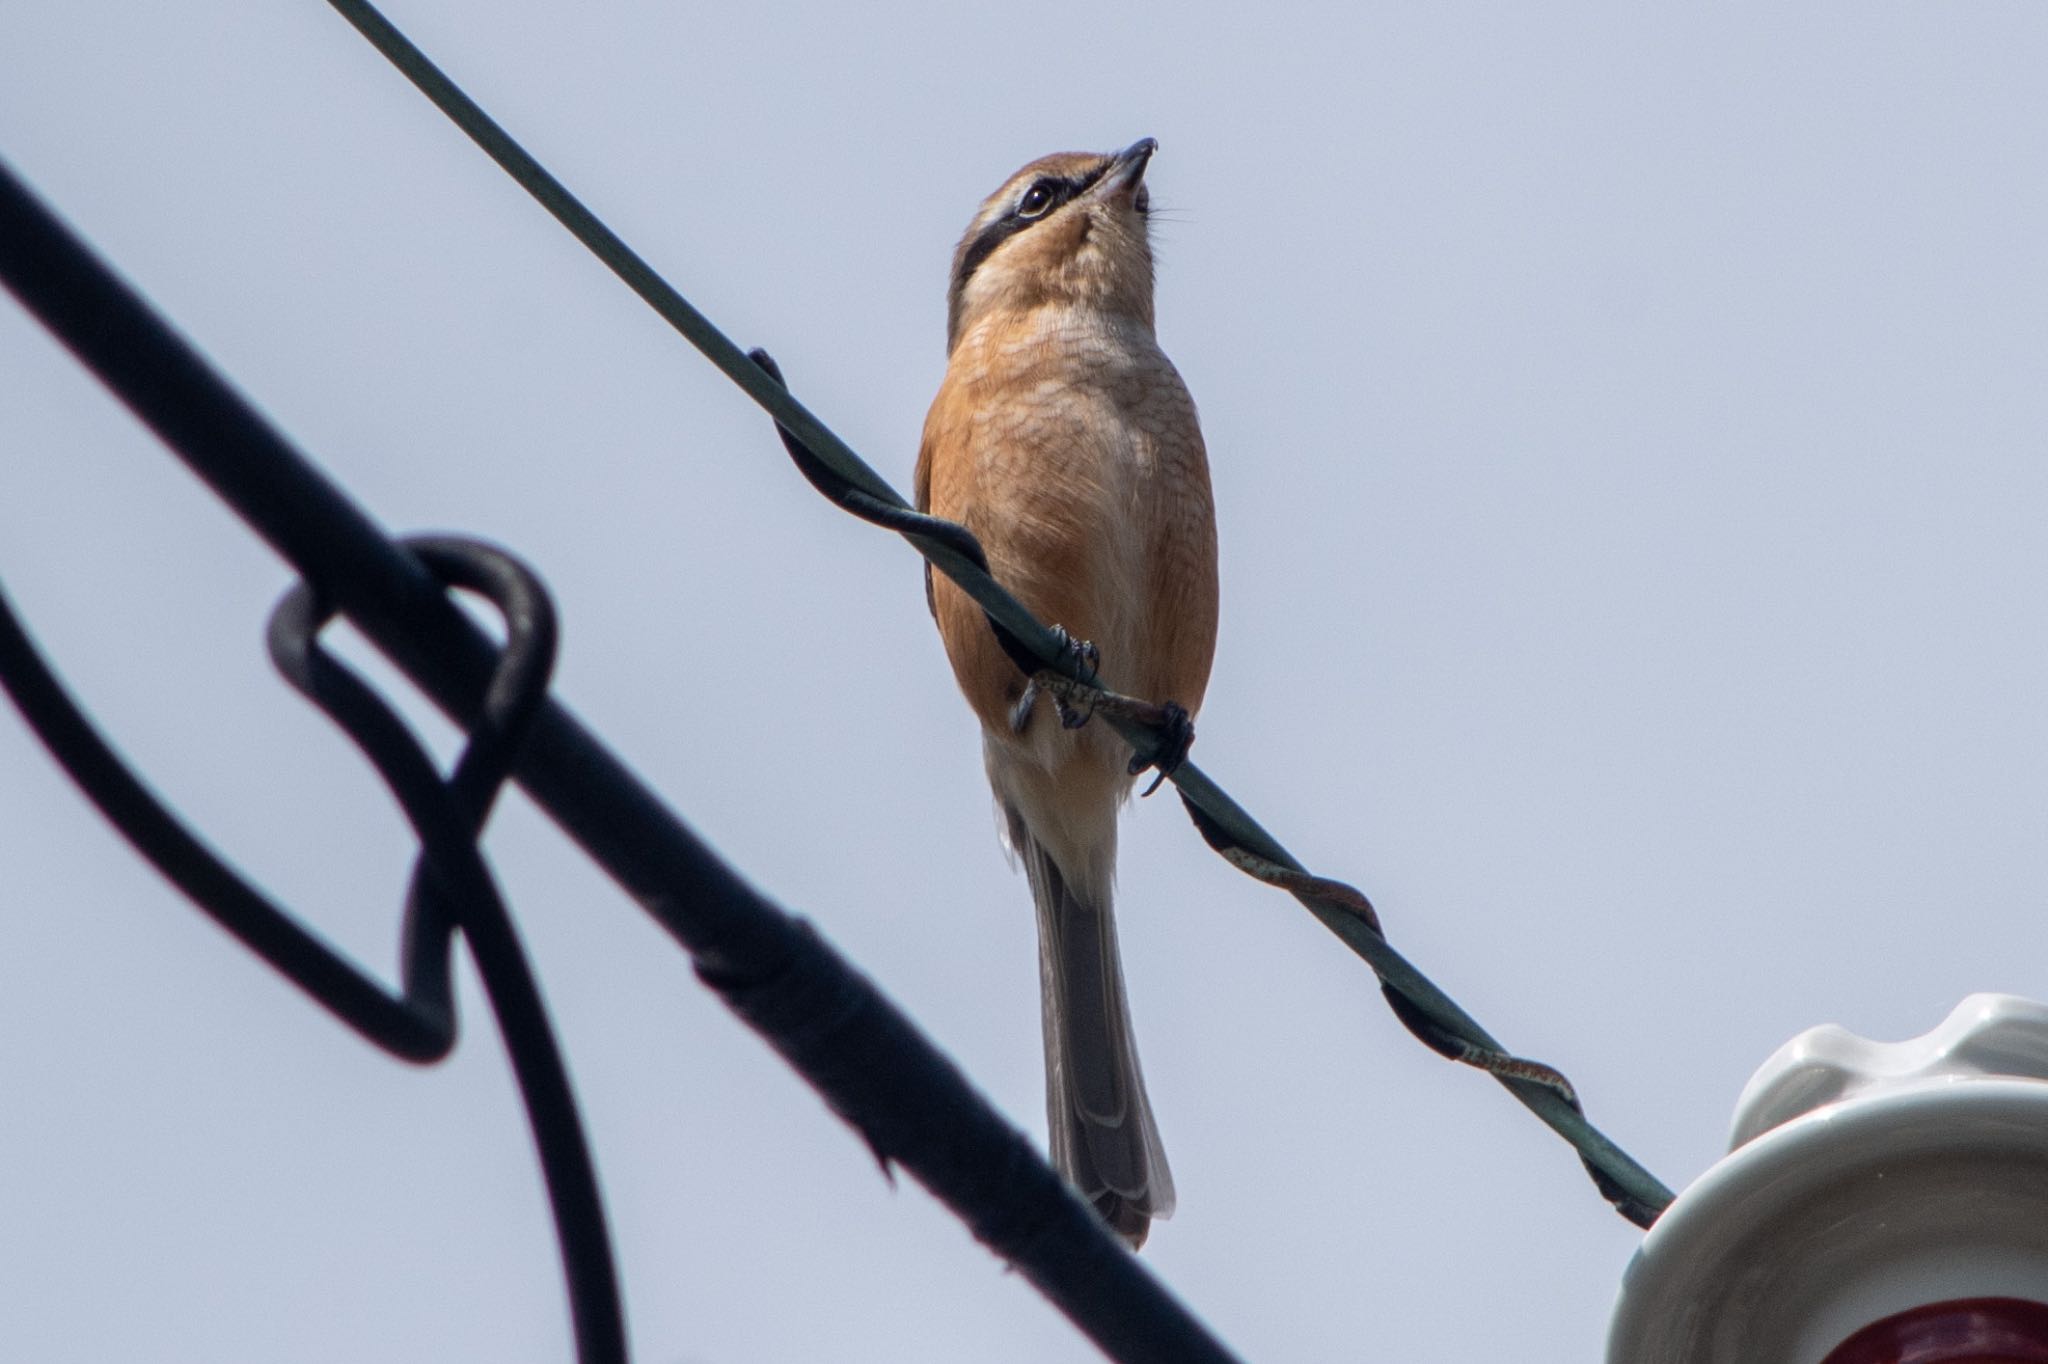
[1017,181,1057,218]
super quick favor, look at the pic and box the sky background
[4,5,2047,1362]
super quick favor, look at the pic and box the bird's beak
[1091,137,1158,205]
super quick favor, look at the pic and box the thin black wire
[309,0,1672,1223]
[0,155,1242,1364]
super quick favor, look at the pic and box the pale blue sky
[4,5,2047,1361]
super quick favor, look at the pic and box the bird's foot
[1046,625,1100,684]
[1129,700,1194,796]
[1044,626,1100,729]
[1008,680,1040,734]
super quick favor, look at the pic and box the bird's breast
[919,303,1215,752]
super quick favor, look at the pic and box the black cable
[0,154,1243,1364]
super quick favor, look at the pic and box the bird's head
[945,138,1158,354]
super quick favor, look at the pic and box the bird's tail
[1004,802,1174,1249]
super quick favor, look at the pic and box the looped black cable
[265,534,627,1364]
[0,535,626,1362]
[0,578,456,1061]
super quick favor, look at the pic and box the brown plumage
[914,139,1219,1249]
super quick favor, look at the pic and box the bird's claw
[1047,626,1100,685]
[1045,626,1100,729]
[1130,701,1194,796]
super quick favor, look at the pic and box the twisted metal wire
[312,0,1673,1224]
[750,353,1665,1227]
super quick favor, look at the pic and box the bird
[914,138,1219,1250]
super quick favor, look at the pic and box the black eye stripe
[952,219,1027,297]
[950,162,1112,298]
